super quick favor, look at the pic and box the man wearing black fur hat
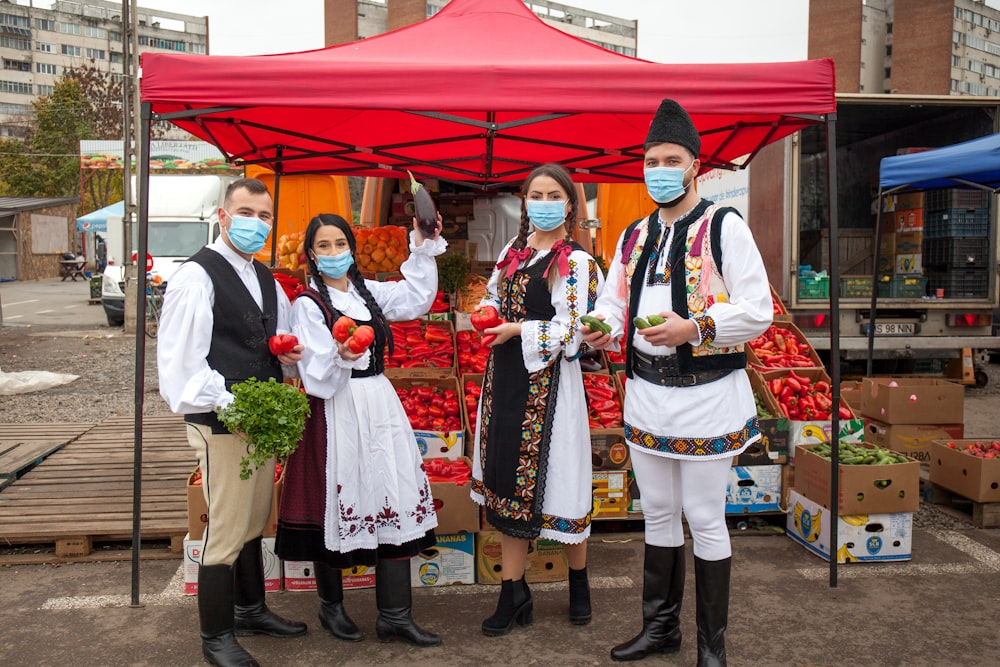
[582,99,772,666]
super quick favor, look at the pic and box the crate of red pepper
[742,369,789,465]
[604,347,626,374]
[391,376,465,459]
[461,373,484,441]
[424,456,479,533]
[760,368,864,454]
[929,439,1000,503]
[456,330,493,375]
[384,319,457,379]
[584,372,624,431]
[746,321,823,370]
[771,284,790,321]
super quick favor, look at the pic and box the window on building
[85,48,105,60]
[61,45,83,57]
[34,18,55,31]
[189,43,206,55]
[36,84,53,96]
[0,102,31,115]
[886,45,892,56]
[0,79,33,95]
[110,30,121,42]
[35,62,57,75]
[884,67,891,78]
[0,36,30,51]
[3,59,29,72]
[37,42,55,53]
[0,13,30,28]
[110,52,122,64]
[83,26,106,39]
[886,22,892,34]
[59,22,82,35]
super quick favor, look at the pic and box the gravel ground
[2,322,997,536]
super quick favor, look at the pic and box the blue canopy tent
[75,200,123,232]
[867,133,1000,374]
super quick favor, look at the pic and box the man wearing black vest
[158,177,307,667]
[583,99,772,667]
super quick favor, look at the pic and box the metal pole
[825,115,841,588]
[867,197,884,377]
[270,147,284,267]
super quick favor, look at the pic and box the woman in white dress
[470,163,605,636]
[275,213,445,647]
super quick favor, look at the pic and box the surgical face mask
[315,251,354,279]
[526,199,568,231]
[644,163,695,206]
[224,211,271,254]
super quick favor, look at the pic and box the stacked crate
[882,192,928,298]
[922,189,991,298]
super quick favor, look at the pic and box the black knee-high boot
[695,556,731,667]
[314,562,362,641]
[610,544,685,662]
[198,564,259,667]
[482,576,533,636]
[374,559,442,647]
[233,537,307,638]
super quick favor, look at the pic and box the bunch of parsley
[217,377,311,480]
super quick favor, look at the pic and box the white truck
[101,174,237,326]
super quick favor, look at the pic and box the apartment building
[324,0,636,56]
[0,0,208,137]
[810,0,1000,96]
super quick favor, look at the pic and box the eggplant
[407,170,440,238]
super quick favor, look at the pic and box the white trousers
[630,447,732,561]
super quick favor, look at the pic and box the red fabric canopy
[141,0,835,188]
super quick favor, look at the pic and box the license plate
[873,322,915,335]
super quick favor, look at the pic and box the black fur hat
[644,98,701,158]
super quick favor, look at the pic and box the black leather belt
[631,349,733,387]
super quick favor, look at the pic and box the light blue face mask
[225,211,271,254]
[526,199,568,231]
[315,251,355,279]
[644,163,695,206]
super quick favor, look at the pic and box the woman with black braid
[275,212,446,647]
[470,163,605,636]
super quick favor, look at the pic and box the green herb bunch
[217,377,311,480]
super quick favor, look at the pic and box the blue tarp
[879,133,1000,192]
[76,200,123,232]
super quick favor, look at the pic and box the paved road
[0,277,110,329]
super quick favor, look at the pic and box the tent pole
[867,193,884,377]
[825,114,841,588]
[130,101,153,606]
[270,146,283,267]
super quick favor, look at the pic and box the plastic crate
[877,276,927,298]
[924,189,990,212]
[925,269,989,298]
[922,237,990,268]
[797,275,829,300]
[923,209,989,238]
[840,276,873,298]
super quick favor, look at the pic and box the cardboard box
[793,443,920,514]
[745,369,789,464]
[860,377,964,425]
[786,489,912,563]
[745,321,823,370]
[895,208,923,232]
[591,428,630,470]
[726,465,782,514]
[384,319,457,380]
[626,468,641,514]
[390,376,465,459]
[411,533,476,587]
[187,466,283,541]
[427,457,479,534]
[928,439,1000,503]
[281,561,375,591]
[841,380,863,413]
[894,230,922,254]
[592,469,630,518]
[184,536,280,595]
[894,253,922,276]
[475,531,568,585]
[863,420,965,468]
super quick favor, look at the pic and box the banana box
[592,470,630,518]
[725,465,782,514]
[411,533,475,587]
[786,489,912,563]
[184,536,280,595]
[281,561,375,591]
[475,530,568,584]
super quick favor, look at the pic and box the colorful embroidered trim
[624,417,760,457]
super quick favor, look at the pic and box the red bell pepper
[268,334,299,356]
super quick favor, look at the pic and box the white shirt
[157,238,294,415]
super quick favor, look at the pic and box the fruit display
[271,231,307,271]
[584,373,623,429]
[394,383,462,432]
[456,330,492,375]
[384,320,455,371]
[355,225,409,274]
[765,370,853,421]
[947,440,1000,459]
[806,442,909,465]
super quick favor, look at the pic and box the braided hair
[303,214,394,356]
[518,163,579,288]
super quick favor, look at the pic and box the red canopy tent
[128,0,846,600]
[140,0,835,188]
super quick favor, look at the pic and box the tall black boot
[314,562,362,642]
[481,576,533,636]
[695,556,731,667]
[610,544,685,662]
[568,567,592,625]
[233,537,307,638]
[198,564,259,667]
[374,559,442,647]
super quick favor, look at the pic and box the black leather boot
[314,562,362,641]
[610,544,685,662]
[374,559,442,647]
[481,576,533,636]
[695,556,731,667]
[568,566,592,625]
[198,563,259,667]
[233,537,307,638]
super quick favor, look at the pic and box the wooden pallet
[923,482,1000,529]
[0,415,195,558]
[0,422,93,490]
